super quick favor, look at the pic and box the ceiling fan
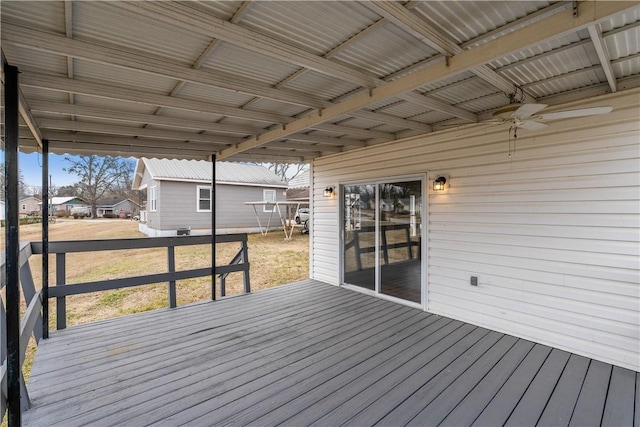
[489,102,613,131]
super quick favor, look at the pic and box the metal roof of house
[134,158,287,188]
[287,170,310,189]
[2,1,640,163]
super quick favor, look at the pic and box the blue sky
[19,152,80,188]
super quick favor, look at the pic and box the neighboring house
[96,198,140,218]
[19,195,41,216]
[286,170,310,201]
[46,196,86,213]
[132,158,288,236]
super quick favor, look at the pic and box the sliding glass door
[342,178,424,304]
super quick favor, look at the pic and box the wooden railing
[2,233,250,419]
[1,242,43,416]
[30,233,250,330]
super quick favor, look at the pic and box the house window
[263,189,276,212]
[197,185,212,212]
[149,186,157,212]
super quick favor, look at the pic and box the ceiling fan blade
[513,103,547,118]
[518,121,549,131]
[539,106,613,121]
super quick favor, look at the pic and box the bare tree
[0,163,27,199]
[64,155,135,218]
[261,162,307,182]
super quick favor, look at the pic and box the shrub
[54,210,68,218]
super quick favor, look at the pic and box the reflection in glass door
[342,179,423,304]
[343,184,376,291]
[379,181,422,303]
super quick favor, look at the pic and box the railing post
[4,61,22,427]
[56,253,67,330]
[42,138,49,339]
[167,246,176,308]
[211,154,216,301]
[242,236,251,294]
[19,260,42,341]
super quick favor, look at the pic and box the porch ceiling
[2,1,640,163]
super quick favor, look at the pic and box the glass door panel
[378,181,422,303]
[342,184,376,290]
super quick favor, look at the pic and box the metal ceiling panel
[411,1,553,46]
[1,46,67,76]
[605,25,640,60]
[176,82,256,108]
[155,107,225,125]
[281,71,361,101]
[201,41,301,87]
[73,2,211,66]
[425,77,499,106]
[331,21,440,79]
[179,1,247,22]
[614,56,640,79]
[240,1,379,56]
[21,87,72,104]
[244,99,311,119]
[71,94,158,116]
[415,71,478,94]
[73,59,178,94]
[0,1,64,33]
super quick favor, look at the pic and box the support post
[4,62,22,427]
[42,139,49,339]
[167,246,176,308]
[211,154,216,300]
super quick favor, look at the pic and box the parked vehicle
[295,208,309,224]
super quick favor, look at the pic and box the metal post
[42,139,49,339]
[4,63,22,426]
[211,154,216,300]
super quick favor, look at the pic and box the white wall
[311,89,640,371]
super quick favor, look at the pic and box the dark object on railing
[30,233,251,330]
[177,228,191,236]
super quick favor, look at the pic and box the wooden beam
[28,100,265,136]
[17,89,43,149]
[122,1,380,89]
[41,130,230,151]
[20,71,288,124]
[2,24,325,108]
[588,24,617,93]
[218,0,637,159]
[367,1,535,102]
[36,119,241,145]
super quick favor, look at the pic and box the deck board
[23,280,638,426]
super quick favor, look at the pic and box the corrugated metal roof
[141,158,288,187]
[2,1,638,162]
[288,170,310,189]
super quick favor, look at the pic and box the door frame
[339,173,428,310]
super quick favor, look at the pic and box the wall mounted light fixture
[433,176,447,191]
[323,186,335,198]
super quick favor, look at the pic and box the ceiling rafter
[37,119,239,145]
[20,71,288,124]
[366,1,535,103]
[217,1,635,159]
[152,0,254,120]
[123,1,381,89]
[64,0,75,109]
[29,100,266,137]
[123,1,476,122]
[2,23,326,108]
[587,24,617,93]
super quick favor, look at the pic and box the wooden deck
[24,280,638,426]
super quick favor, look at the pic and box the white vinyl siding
[196,185,212,212]
[311,89,640,371]
[263,189,276,212]
[149,186,157,212]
